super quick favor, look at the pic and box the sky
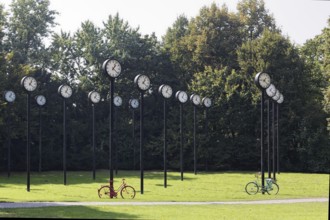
[1,0,330,45]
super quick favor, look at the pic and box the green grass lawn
[0,170,329,219]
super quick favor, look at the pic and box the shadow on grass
[0,170,198,186]
[0,205,139,219]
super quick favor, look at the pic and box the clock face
[202,97,212,108]
[176,91,188,104]
[59,85,72,99]
[272,89,280,101]
[255,72,271,89]
[277,94,284,104]
[134,74,151,91]
[21,76,37,92]
[266,84,276,97]
[4,90,16,103]
[103,59,121,78]
[129,98,139,109]
[35,95,46,106]
[113,95,123,107]
[190,94,201,106]
[159,84,173,99]
[88,91,101,104]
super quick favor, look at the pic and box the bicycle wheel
[245,182,259,195]
[98,186,111,198]
[266,182,279,195]
[120,185,136,199]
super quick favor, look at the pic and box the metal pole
[204,108,208,171]
[132,109,136,170]
[277,103,280,174]
[6,107,11,178]
[272,101,276,180]
[38,107,42,172]
[267,99,271,178]
[109,79,114,192]
[163,99,167,188]
[140,92,144,194]
[115,106,118,175]
[180,104,183,181]
[193,105,197,175]
[92,104,96,180]
[27,93,31,192]
[63,99,66,185]
[261,91,265,193]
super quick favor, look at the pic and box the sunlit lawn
[0,170,328,219]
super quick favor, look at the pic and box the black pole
[115,106,118,175]
[140,92,144,194]
[267,99,271,178]
[6,106,11,178]
[272,101,276,180]
[63,99,66,185]
[92,104,96,180]
[180,104,183,181]
[277,103,280,174]
[27,93,31,192]
[7,125,11,178]
[38,107,42,172]
[204,108,208,171]
[163,99,167,188]
[193,105,197,175]
[261,91,265,193]
[132,109,136,170]
[109,79,114,191]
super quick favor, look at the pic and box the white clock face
[136,74,151,91]
[203,97,212,108]
[36,95,46,106]
[272,89,280,101]
[60,85,72,98]
[22,76,37,92]
[266,84,276,97]
[104,59,121,78]
[113,95,123,107]
[277,94,284,104]
[89,91,101,104]
[130,98,139,109]
[160,84,173,99]
[177,91,188,103]
[258,73,271,89]
[4,90,16,103]
[190,94,201,106]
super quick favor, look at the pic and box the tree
[237,0,277,40]
[6,0,57,65]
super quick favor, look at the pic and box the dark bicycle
[98,178,136,199]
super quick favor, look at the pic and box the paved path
[0,198,328,209]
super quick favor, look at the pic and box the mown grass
[0,203,328,219]
[0,170,328,202]
[0,170,329,219]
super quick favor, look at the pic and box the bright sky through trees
[1,0,329,45]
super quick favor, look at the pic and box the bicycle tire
[98,186,111,198]
[266,182,279,195]
[120,185,136,199]
[245,182,259,195]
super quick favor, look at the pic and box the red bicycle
[98,179,136,199]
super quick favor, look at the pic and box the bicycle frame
[108,179,127,198]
